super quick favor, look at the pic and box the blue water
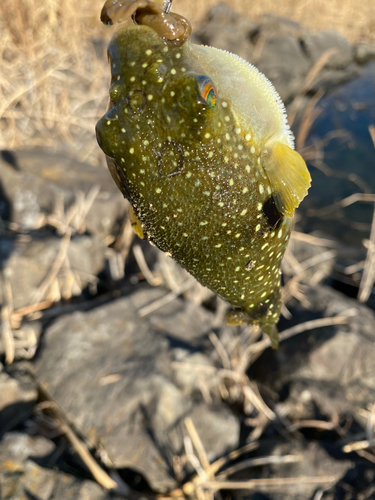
[295,63,375,245]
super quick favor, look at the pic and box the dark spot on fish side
[125,90,148,114]
[155,140,184,178]
[262,196,282,229]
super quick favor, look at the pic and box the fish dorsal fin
[262,141,311,217]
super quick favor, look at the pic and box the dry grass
[0,0,111,160]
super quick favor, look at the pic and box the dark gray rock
[233,441,352,500]
[257,13,309,39]
[354,41,375,64]
[255,284,375,427]
[35,286,239,492]
[308,63,362,92]
[0,233,107,309]
[193,2,257,60]
[0,433,113,500]
[255,36,310,102]
[301,30,353,69]
[0,371,37,436]
[0,147,126,238]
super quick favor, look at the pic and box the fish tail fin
[261,323,279,350]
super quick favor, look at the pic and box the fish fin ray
[129,205,145,239]
[263,142,311,217]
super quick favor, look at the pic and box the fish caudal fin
[261,324,279,350]
[262,141,311,217]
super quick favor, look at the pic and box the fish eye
[197,75,218,109]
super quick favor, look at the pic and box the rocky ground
[1,3,375,500]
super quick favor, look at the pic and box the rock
[233,441,352,500]
[301,30,353,69]
[0,232,107,309]
[0,432,115,500]
[35,285,239,492]
[354,42,375,64]
[193,2,257,60]
[253,284,375,427]
[0,370,37,436]
[187,404,239,461]
[0,147,126,239]
[254,36,310,102]
[307,63,362,92]
[257,13,309,39]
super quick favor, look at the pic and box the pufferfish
[96,0,311,347]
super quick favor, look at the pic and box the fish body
[96,20,310,344]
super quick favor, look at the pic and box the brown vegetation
[0,0,374,154]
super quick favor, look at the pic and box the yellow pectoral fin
[128,205,145,239]
[262,141,311,217]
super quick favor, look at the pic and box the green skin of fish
[96,24,295,345]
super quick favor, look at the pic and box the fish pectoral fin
[262,141,311,217]
[226,310,248,326]
[129,205,145,239]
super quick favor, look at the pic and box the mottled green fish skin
[96,24,294,333]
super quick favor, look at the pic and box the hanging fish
[96,0,311,347]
